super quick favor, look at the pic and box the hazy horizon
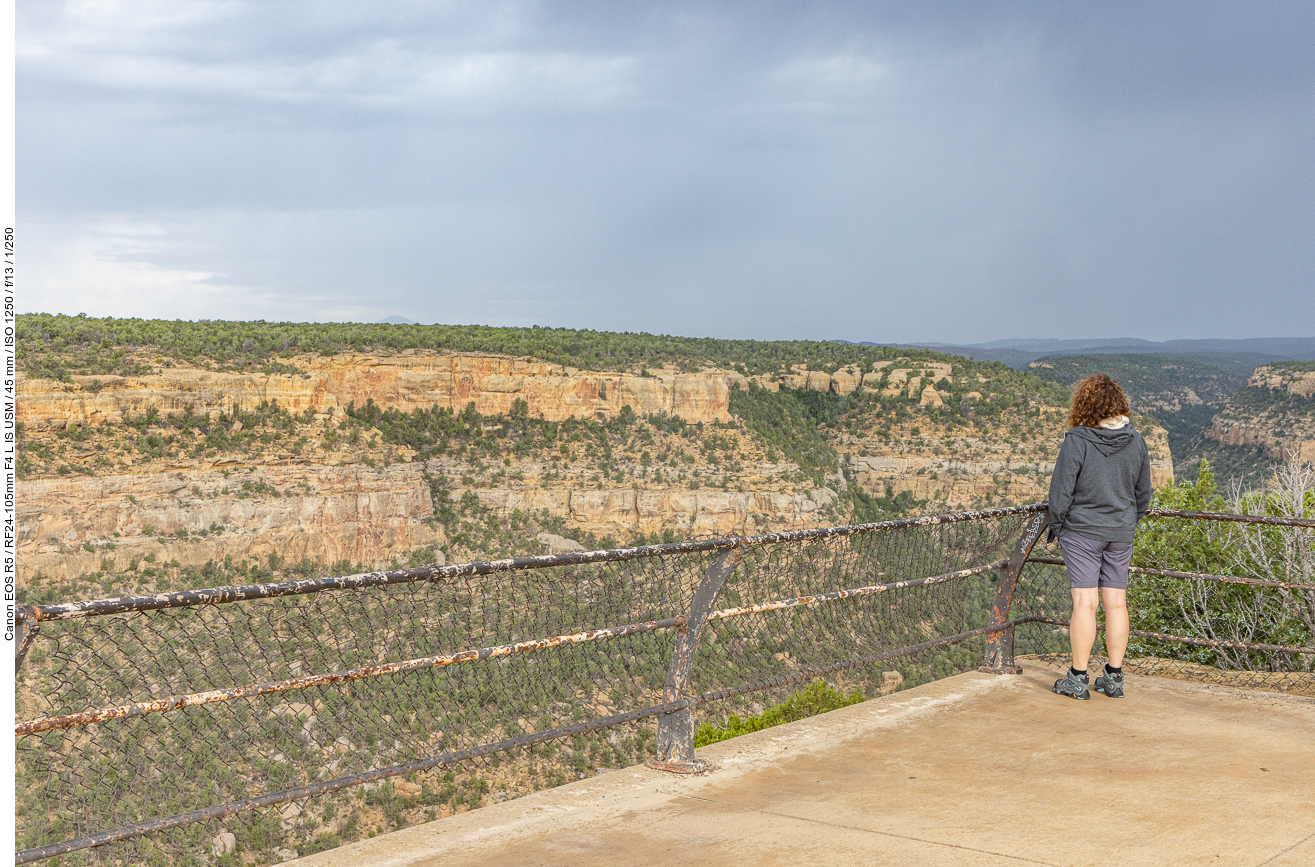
[19,310,1315,355]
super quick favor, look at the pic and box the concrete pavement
[292,659,1315,867]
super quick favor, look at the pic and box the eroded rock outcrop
[20,464,443,582]
[1248,365,1315,399]
[19,352,1175,585]
[459,484,841,539]
[19,352,736,430]
[1205,364,1315,462]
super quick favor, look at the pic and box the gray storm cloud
[18,1,1315,341]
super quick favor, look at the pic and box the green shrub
[694,681,863,747]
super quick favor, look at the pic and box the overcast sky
[18,1,1315,344]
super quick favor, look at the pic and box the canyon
[1205,363,1315,463]
[19,350,1173,587]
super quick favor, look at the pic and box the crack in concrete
[666,792,1064,866]
[1255,827,1315,866]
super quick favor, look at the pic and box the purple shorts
[1058,529,1132,590]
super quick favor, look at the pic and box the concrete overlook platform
[294,659,1315,867]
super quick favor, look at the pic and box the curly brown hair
[1069,374,1130,428]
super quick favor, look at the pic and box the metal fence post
[15,606,39,675]
[647,546,740,774]
[981,509,1048,674]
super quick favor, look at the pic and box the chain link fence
[14,504,1314,865]
[1013,508,1315,694]
[15,506,1036,865]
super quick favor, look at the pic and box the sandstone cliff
[18,352,735,430]
[838,409,1172,508]
[21,464,443,585]
[19,351,1174,586]
[1248,365,1315,399]
[1205,363,1315,463]
[18,353,983,433]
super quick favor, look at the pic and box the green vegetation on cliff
[1025,352,1315,489]
[1025,353,1247,467]
[19,314,1081,537]
[1181,361,1315,489]
[1171,437,1277,492]
[23,312,958,377]
[1026,353,1248,402]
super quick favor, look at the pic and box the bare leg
[1069,587,1099,671]
[1101,587,1129,668]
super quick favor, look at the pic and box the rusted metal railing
[14,502,1314,864]
[1013,506,1315,679]
[981,508,1049,674]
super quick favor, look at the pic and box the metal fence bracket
[980,509,1047,674]
[646,546,740,773]
[15,606,39,675]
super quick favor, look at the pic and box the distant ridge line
[835,337,1315,370]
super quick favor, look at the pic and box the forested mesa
[17,314,1169,594]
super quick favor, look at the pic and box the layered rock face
[456,480,842,539]
[19,352,1175,585]
[840,421,1173,509]
[21,464,442,583]
[16,352,833,582]
[1205,365,1315,462]
[18,353,968,433]
[18,352,735,430]
[1207,417,1315,461]
[1248,365,1315,399]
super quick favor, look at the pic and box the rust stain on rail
[707,560,1007,621]
[1026,557,1315,591]
[25,505,1046,623]
[1024,616,1315,655]
[1145,508,1315,529]
[24,506,1300,625]
[15,616,685,737]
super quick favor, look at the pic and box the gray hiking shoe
[1053,669,1090,700]
[1094,668,1125,698]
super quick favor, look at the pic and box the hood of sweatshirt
[1069,424,1136,457]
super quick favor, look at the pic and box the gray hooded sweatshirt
[1047,424,1152,543]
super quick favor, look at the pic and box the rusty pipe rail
[15,615,686,736]
[14,559,1010,738]
[1025,557,1315,592]
[19,504,1049,625]
[983,509,1049,672]
[1144,508,1315,529]
[1021,616,1315,656]
[706,559,1007,622]
[17,506,1304,628]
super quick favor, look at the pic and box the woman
[1048,374,1151,700]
